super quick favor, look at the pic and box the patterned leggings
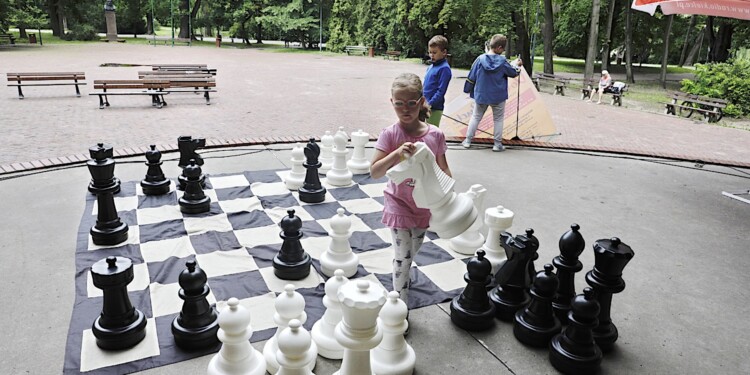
[391,227,427,305]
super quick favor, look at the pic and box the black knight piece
[172,260,220,350]
[87,143,120,195]
[273,209,312,280]
[585,237,634,352]
[91,256,148,350]
[513,264,562,347]
[552,224,586,324]
[298,138,327,203]
[549,287,602,375]
[178,135,206,167]
[450,250,496,331]
[178,160,211,214]
[490,229,539,321]
[141,145,172,195]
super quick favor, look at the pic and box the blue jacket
[465,54,519,105]
[423,58,452,111]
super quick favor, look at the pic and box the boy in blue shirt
[423,35,452,127]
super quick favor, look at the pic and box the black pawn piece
[178,135,206,167]
[87,143,120,195]
[298,138,326,203]
[552,224,585,324]
[585,237,634,352]
[273,209,312,280]
[450,250,496,331]
[490,230,537,321]
[141,145,171,195]
[172,260,220,350]
[178,160,211,214]
[525,228,540,285]
[549,287,602,375]
[514,264,562,347]
[91,256,148,350]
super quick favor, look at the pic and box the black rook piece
[549,287,602,375]
[172,260,220,350]
[91,256,148,350]
[585,237,634,352]
[178,160,211,214]
[273,209,312,280]
[513,264,562,347]
[298,138,326,203]
[490,229,538,321]
[141,145,172,195]
[87,143,120,195]
[450,250,496,331]
[178,135,206,167]
[552,224,586,324]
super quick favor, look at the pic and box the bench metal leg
[204,90,211,105]
[74,83,81,97]
[581,90,590,100]
[97,94,106,109]
[665,104,675,115]
[16,85,24,99]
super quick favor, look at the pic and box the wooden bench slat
[8,83,88,87]
[7,72,86,76]
[6,72,87,98]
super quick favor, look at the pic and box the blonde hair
[392,73,430,121]
[489,34,507,50]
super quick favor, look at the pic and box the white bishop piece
[480,205,515,274]
[326,127,353,186]
[311,269,349,359]
[284,143,306,191]
[263,284,317,374]
[346,129,370,174]
[276,319,316,375]
[207,298,266,375]
[333,280,387,375]
[450,184,488,255]
[319,131,334,174]
[320,208,359,278]
[371,291,416,375]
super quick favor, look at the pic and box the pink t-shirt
[375,122,448,229]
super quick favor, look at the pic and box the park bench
[0,33,16,45]
[89,79,170,109]
[581,79,628,106]
[151,64,217,75]
[6,72,87,99]
[532,72,570,96]
[138,72,217,105]
[384,51,402,61]
[664,92,727,123]
[344,46,369,56]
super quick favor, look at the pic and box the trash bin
[28,33,37,44]
[216,35,222,48]
[368,47,374,58]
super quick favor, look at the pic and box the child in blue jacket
[423,35,452,127]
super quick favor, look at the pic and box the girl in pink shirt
[371,73,453,311]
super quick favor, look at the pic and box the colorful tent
[632,0,750,20]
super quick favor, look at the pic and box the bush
[61,24,98,41]
[681,60,750,117]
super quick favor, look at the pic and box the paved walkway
[1,43,749,173]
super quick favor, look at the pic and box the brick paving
[1,43,749,174]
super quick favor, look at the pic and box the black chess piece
[298,138,326,203]
[87,143,120,195]
[526,228,540,285]
[549,287,602,375]
[552,224,585,324]
[450,250,496,331]
[513,264,562,347]
[585,237,634,352]
[178,160,211,214]
[140,145,171,195]
[273,209,312,280]
[178,135,206,167]
[490,229,538,321]
[91,256,148,350]
[172,260,220,350]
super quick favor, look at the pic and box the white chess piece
[347,129,370,174]
[480,205,515,274]
[311,269,349,359]
[320,131,334,174]
[326,127,353,186]
[371,291,416,375]
[333,280,387,375]
[450,184,488,255]
[284,143,306,191]
[207,298,266,375]
[263,284,317,374]
[276,319,316,375]
[320,208,359,278]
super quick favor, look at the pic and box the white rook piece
[320,131,334,174]
[264,285,317,374]
[450,184,488,255]
[284,143,306,191]
[276,319,316,375]
[312,269,349,359]
[326,127,353,186]
[333,280,387,375]
[480,205,515,274]
[347,129,371,174]
[371,291,416,375]
[207,298,266,375]
[320,208,359,278]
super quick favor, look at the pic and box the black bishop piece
[549,287,602,375]
[178,159,211,214]
[298,138,326,203]
[88,143,128,246]
[490,229,539,321]
[513,264,562,347]
[273,209,312,280]
[88,142,120,195]
[450,250,496,331]
[141,145,172,195]
[552,224,586,324]
[172,260,220,350]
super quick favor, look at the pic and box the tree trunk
[625,4,634,83]
[47,0,64,37]
[584,0,601,82]
[19,27,27,38]
[660,15,673,89]
[712,21,734,62]
[256,24,263,43]
[706,16,715,61]
[512,11,532,76]
[189,0,202,39]
[678,15,696,66]
[147,12,154,35]
[601,0,616,71]
[684,28,703,66]
[542,0,554,74]
[179,0,190,39]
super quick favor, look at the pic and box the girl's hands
[396,142,417,161]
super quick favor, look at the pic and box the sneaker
[492,144,505,152]
[462,139,471,149]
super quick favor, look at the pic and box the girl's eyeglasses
[392,99,421,108]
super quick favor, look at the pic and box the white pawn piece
[480,205,515,274]
[263,284,317,374]
[207,298,266,375]
[276,319,316,375]
[333,280,387,375]
[450,184,488,255]
[311,269,349,359]
[319,131,334,174]
[371,291,416,375]
[284,143,306,191]
[326,127,353,186]
[320,208,359,278]
[346,129,371,174]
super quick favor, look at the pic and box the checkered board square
[65,170,473,374]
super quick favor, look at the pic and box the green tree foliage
[681,60,750,117]
[259,0,318,47]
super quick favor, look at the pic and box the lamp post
[319,0,322,51]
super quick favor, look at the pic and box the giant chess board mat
[65,170,473,374]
